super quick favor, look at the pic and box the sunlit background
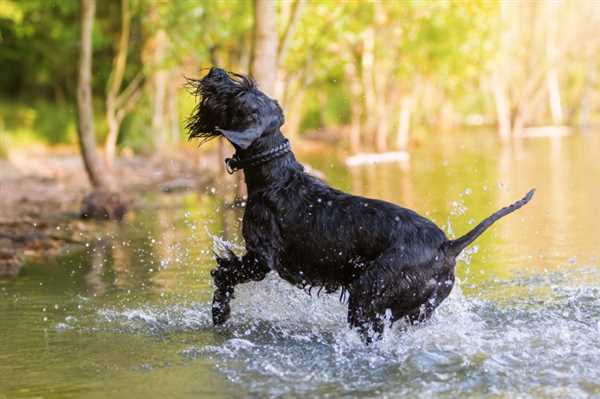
[1,1,600,398]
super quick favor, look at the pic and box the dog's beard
[185,68,256,144]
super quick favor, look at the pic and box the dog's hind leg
[347,294,385,344]
[347,251,439,344]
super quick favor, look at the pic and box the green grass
[0,99,77,146]
[0,138,7,158]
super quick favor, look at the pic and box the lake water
[1,131,599,398]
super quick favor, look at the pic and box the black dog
[187,68,535,343]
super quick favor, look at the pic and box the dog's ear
[213,89,284,150]
[216,126,263,150]
[216,101,283,149]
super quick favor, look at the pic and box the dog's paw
[212,287,233,325]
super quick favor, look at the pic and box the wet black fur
[187,67,535,343]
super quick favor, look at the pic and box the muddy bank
[0,151,216,276]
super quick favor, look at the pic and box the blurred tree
[104,0,143,168]
[76,0,126,220]
[489,0,600,138]
[77,0,110,190]
[144,1,172,150]
[2,0,600,157]
[301,1,495,152]
[251,0,277,95]
[0,1,79,100]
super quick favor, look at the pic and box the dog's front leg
[211,249,272,325]
[212,206,280,326]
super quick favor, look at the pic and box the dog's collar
[225,139,291,174]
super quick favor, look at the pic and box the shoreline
[0,151,216,276]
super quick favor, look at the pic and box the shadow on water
[1,131,600,398]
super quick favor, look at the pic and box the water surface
[1,132,599,398]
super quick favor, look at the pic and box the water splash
[450,200,468,216]
[83,267,600,397]
[457,245,479,265]
[205,227,244,258]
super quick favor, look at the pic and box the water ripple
[86,269,600,397]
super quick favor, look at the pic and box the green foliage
[142,0,253,70]
[0,101,77,145]
[33,103,77,144]
[1,0,593,151]
[300,80,352,132]
[118,97,154,154]
[1,1,79,99]
[0,130,7,158]
[274,1,499,134]
[0,0,23,24]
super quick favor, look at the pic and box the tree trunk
[361,27,377,148]
[167,75,180,143]
[512,110,526,137]
[373,1,389,152]
[275,0,306,100]
[345,60,362,153]
[438,100,455,131]
[375,103,389,152]
[77,0,112,190]
[251,0,278,96]
[545,0,563,126]
[105,113,119,167]
[151,29,169,149]
[395,96,413,150]
[105,0,131,168]
[374,66,389,152]
[283,88,305,140]
[277,0,305,66]
[77,0,126,220]
[547,69,563,125]
[492,74,512,141]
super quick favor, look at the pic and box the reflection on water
[1,132,599,398]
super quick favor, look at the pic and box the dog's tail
[443,189,535,258]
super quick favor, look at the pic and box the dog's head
[186,67,284,150]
